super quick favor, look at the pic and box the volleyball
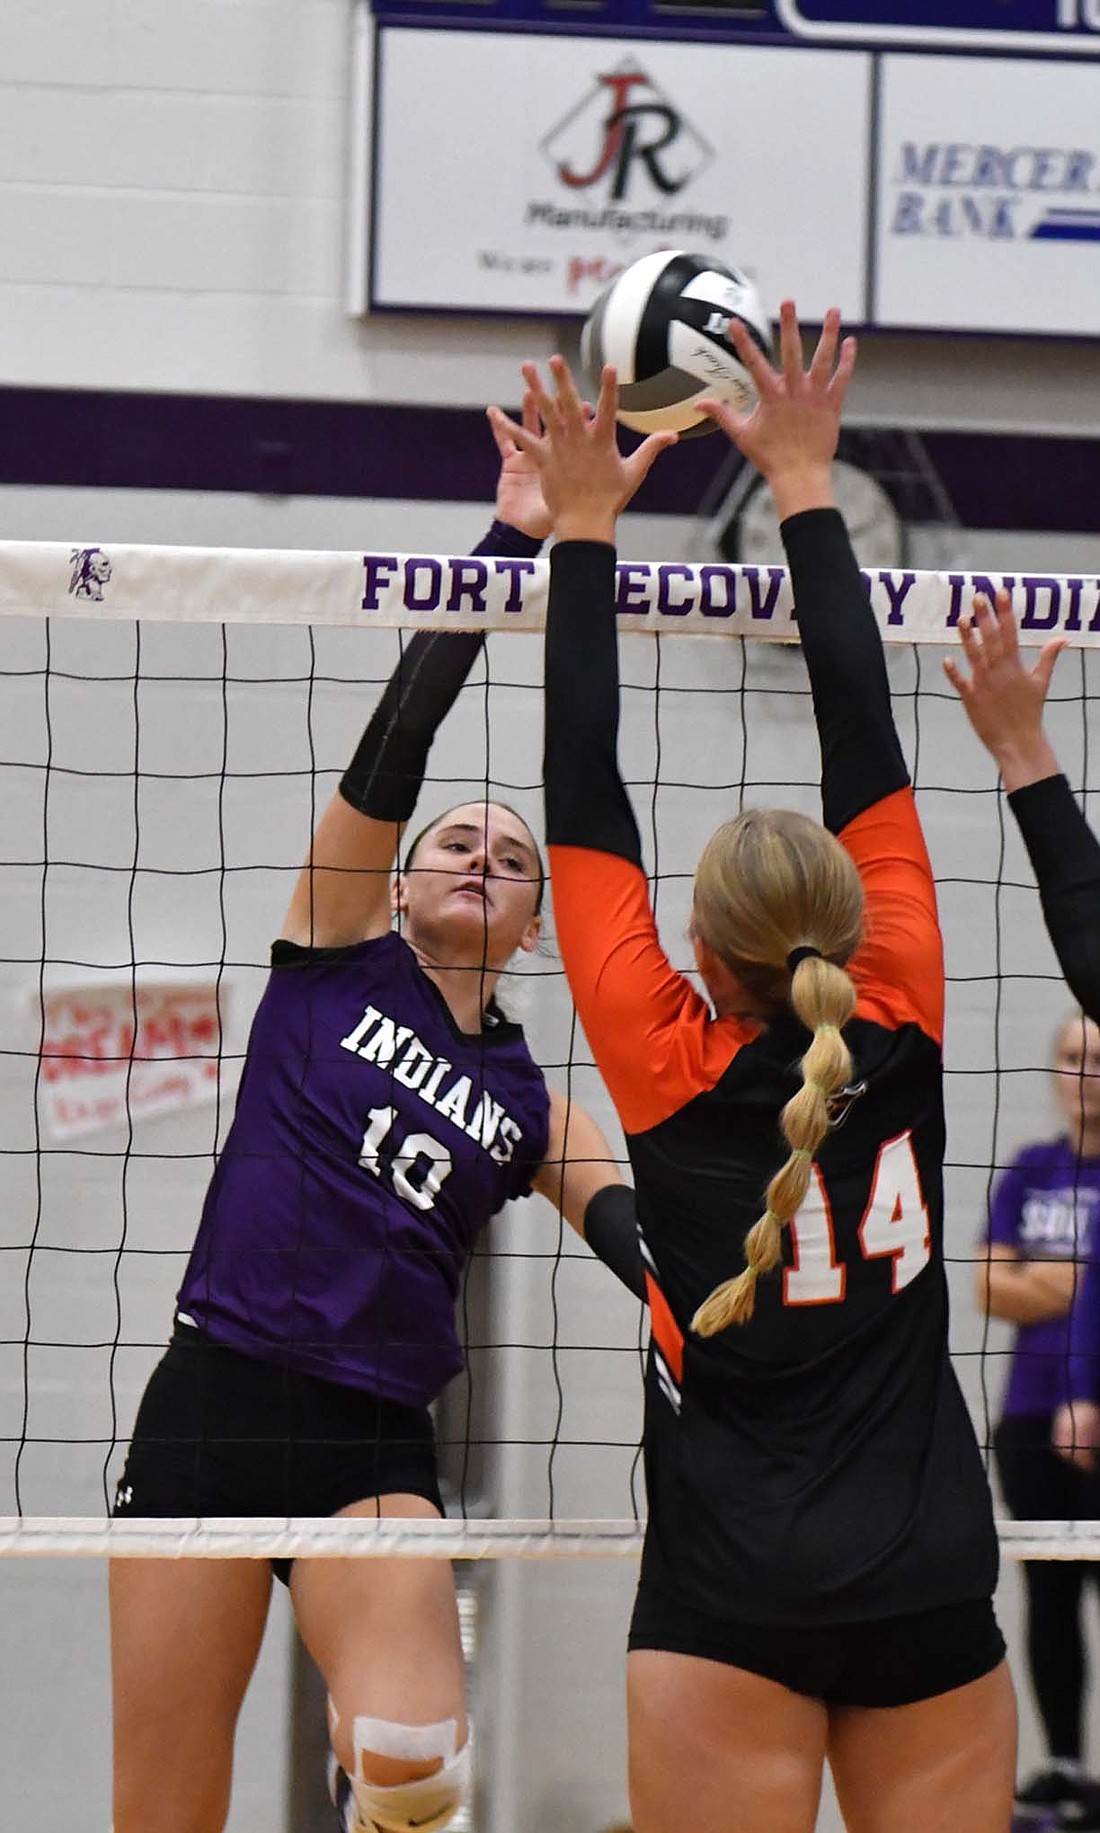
[580,250,773,438]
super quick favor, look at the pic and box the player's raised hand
[698,301,856,521]
[943,588,1065,792]
[488,387,554,541]
[488,356,677,547]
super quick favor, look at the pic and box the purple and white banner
[2,540,1098,645]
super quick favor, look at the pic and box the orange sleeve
[841,787,944,1046]
[547,845,754,1135]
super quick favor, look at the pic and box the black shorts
[628,1582,1006,1708]
[113,1324,443,1585]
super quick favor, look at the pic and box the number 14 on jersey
[784,1131,931,1307]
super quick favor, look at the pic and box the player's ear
[516,913,542,956]
[391,872,408,919]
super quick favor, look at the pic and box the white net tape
[1,540,1097,644]
[0,1517,641,1559]
[0,1518,1091,1559]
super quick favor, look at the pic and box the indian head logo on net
[523,60,727,293]
[68,547,112,601]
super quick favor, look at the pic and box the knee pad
[347,1716,470,1833]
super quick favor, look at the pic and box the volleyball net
[1,538,1099,1563]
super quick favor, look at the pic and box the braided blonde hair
[688,808,864,1335]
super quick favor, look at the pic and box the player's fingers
[592,364,620,439]
[727,318,780,399]
[696,395,752,445]
[521,388,543,440]
[807,308,841,391]
[777,299,804,393]
[942,655,969,697]
[992,587,1021,660]
[968,591,998,647]
[826,334,858,408]
[976,591,1012,670]
[487,404,538,458]
[1034,637,1068,696]
[957,611,984,668]
[624,429,678,492]
[486,405,516,461]
[549,353,586,430]
[521,361,560,431]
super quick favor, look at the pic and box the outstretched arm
[531,1091,645,1300]
[701,305,939,1039]
[700,304,907,835]
[489,366,720,1142]
[280,401,551,947]
[944,589,1100,1024]
[490,358,675,868]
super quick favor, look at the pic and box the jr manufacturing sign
[369,29,870,316]
[874,53,1100,333]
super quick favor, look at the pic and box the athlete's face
[1052,1015,1100,1138]
[394,803,542,965]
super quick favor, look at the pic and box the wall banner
[369,30,870,318]
[874,54,1100,334]
[38,981,228,1141]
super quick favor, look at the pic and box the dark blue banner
[783,0,1100,40]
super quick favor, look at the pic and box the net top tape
[0,1517,1091,1559]
[2,541,1097,646]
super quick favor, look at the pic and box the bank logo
[1031,208,1100,242]
[68,547,112,601]
[890,140,1100,242]
[541,62,712,203]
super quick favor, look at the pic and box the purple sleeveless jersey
[985,1136,1100,1417]
[177,933,551,1405]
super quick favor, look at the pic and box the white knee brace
[346,1715,470,1833]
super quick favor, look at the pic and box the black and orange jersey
[543,511,998,1629]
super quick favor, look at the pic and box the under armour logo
[115,1484,133,1509]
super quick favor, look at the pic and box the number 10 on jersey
[784,1131,932,1307]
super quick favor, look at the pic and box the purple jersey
[985,1137,1100,1417]
[177,933,550,1405]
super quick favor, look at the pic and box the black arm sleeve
[780,508,909,835]
[1008,773,1100,1024]
[583,1183,646,1302]
[543,540,643,865]
[340,521,542,821]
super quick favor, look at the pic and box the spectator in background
[978,1011,1100,1825]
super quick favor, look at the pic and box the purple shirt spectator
[986,1138,1100,1415]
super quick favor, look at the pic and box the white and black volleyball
[580,250,773,438]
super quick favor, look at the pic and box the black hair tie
[787,945,822,973]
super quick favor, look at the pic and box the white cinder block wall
[4,5,1100,1832]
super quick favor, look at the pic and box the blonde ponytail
[691,953,859,1336]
